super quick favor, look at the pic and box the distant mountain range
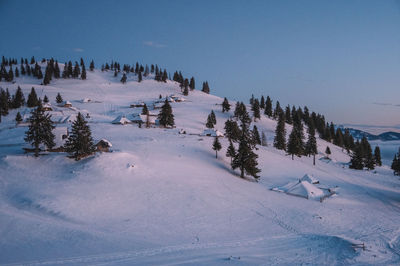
[337,126,400,141]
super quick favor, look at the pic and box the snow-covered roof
[128,113,145,122]
[53,127,69,148]
[112,115,131,124]
[43,103,52,108]
[64,101,72,105]
[300,174,319,184]
[201,129,224,137]
[98,139,112,147]
[287,181,324,200]
[82,98,91,103]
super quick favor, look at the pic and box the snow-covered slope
[0,68,399,265]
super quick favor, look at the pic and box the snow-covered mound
[0,67,399,265]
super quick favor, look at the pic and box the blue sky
[0,0,399,126]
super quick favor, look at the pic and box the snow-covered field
[0,67,400,265]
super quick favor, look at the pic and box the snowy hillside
[0,67,400,265]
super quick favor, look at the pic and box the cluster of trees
[349,137,380,170]
[391,149,400,175]
[0,56,91,85]
[24,101,96,160]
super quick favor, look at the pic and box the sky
[0,0,399,126]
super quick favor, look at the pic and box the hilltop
[0,63,399,265]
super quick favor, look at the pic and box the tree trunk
[240,167,244,178]
[313,154,316,165]
[215,151,218,158]
[34,143,39,157]
[292,154,294,160]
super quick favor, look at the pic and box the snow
[300,173,319,184]
[0,67,399,265]
[111,115,131,125]
[201,128,224,137]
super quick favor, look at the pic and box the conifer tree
[287,117,305,160]
[391,151,400,175]
[24,102,55,157]
[260,96,265,109]
[325,146,331,156]
[212,137,222,158]
[273,101,282,119]
[189,77,195,90]
[90,60,95,71]
[261,131,267,146]
[43,95,49,103]
[264,96,273,117]
[15,111,22,123]
[285,106,292,124]
[81,64,87,80]
[252,125,261,146]
[232,122,260,180]
[252,99,261,121]
[305,121,318,165]
[206,114,214,128]
[64,112,95,160]
[210,110,216,125]
[138,71,143,82]
[120,73,127,84]
[374,146,382,167]
[142,104,149,115]
[56,92,63,104]
[183,84,189,96]
[12,86,25,108]
[222,97,230,113]
[0,89,9,116]
[226,139,236,163]
[158,99,174,127]
[350,142,363,170]
[27,87,39,107]
[362,137,375,170]
[202,81,210,94]
[224,119,241,142]
[273,112,286,150]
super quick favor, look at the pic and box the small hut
[201,129,224,137]
[96,139,112,152]
[63,101,72,107]
[112,115,131,125]
[42,103,53,111]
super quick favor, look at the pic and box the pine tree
[183,84,189,96]
[305,121,318,165]
[226,139,236,163]
[43,95,49,103]
[24,102,55,157]
[81,64,87,80]
[325,146,331,156]
[224,119,241,142]
[362,137,375,170]
[273,112,286,150]
[27,87,39,107]
[350,142,363,170]
[15,111,22,123]
[212,137,222,158]
[120,73,127,84]
[287,117,305,160]
[260,96,265,109]
[206,114,214,128]
[138,71,143,82]
[285,106,292,124]
[210,110,216,125]
[222,97,230,112]
[90,60,95,71]
[189,77,195,90]
[64,113,95,160]
[202,81,210,94]
[264,96,273,117]
[374,146,382,167]
[142,104,149,115]
[158,99,174,127]
[273,101,282,119]
[334,128,344,147]
[56,92,63,104]
[12,86,25,108]
[252,125,261,145]
[232,123,260,180]
[0,89,9,116]
[261,131,267,147]
[391,151,400,175]
[252,99,261,121]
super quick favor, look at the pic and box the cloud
[143,41,166,48]
[74,48,84,52]
[372,102,400,107]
